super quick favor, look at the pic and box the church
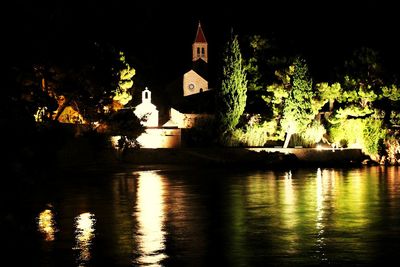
[162,21,215,127]
[133,22,215,148]
[183,21,210,96]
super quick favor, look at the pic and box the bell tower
[192,21,208,63]
[183,21,209,97]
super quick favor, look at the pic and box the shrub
[329,119,364,148]
[363,114,387,156]
[301,121,326,147]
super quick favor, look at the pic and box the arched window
[201,47,205,55]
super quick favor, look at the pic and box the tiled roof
[194,21,207,43]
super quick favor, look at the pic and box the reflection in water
[315,168,327,262]
[37,207,57,241]
[28,167,400,266]
[111,173,136,260]
[282,171,298,254]
[385,166,400,200]
[227,181,246,266]
[135,171,167,266]
[73,212,96,266]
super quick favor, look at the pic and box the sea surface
[5,165,400,266]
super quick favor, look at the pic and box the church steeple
[192,21,208,63]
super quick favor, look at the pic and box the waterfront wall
[121,147,366,167]
[136,128,181,148]
[54,140,366,169]
[247,147,366,165]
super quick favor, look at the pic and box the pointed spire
[194,21,207,43]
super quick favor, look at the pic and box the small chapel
[133,86,181,148]
[134,88,159,127]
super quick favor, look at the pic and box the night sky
[3,0,399,87]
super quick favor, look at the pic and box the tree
[14,43,144,149]
[16,44,136,125]
[112,52,135,110]
[327,47,394,159]
[244,34,289,115]
[256,65,293,142]
[331,47,383,121]
[245,35,271,92]
[49,46,135,124]
[281,57,317,148]
[216,34,248,143]
[314,82,342,111]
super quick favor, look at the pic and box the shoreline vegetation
[5,129,375,189]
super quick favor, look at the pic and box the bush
[226,119,284,147]
[183,117,217,147]
[329,119,364,148]
[385,133,400,165]
[363,114,386,156]
[301,121,326,147]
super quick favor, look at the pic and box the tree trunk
[329,99,334,111]
[283,131,292,148]
[283,125,293,148]
[53,103,67,122]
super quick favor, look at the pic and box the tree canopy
[281,57,317,147]
[216,34,248,143]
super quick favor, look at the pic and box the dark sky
[3,0,399,85]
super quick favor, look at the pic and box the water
[5,166,400,266]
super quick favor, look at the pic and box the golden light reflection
[316,168,323,228]
[315,168,338,263]
[283,171,295,212]
[335,169,368,230]
[315,168,327,261]
[385,166,400,199]
[135,171,167,266]
[37,208,57,241]
[282,171,299,254]
[73,212,96,266]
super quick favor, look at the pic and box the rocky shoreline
[53,146,369,171]
[121,147,368,167]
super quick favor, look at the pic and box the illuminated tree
[14,43,144,148]
[258,66,293,142]
[49,46,133,124]
[217,34,248,143]
[112,51,135,111]
[314,82,342,111]
[245,35,271,92]
[327,47,390,157]
[17,44,136,125]
[281,57,317,148]
[265,66,292,116]
[244,35,289,115]
[330,47,383,121]
[239,35,296,144]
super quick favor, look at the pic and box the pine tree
[282,57,316,148]
[217,34,248,143]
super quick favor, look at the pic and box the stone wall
[136,128,181,148]
[247,147,366,164]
